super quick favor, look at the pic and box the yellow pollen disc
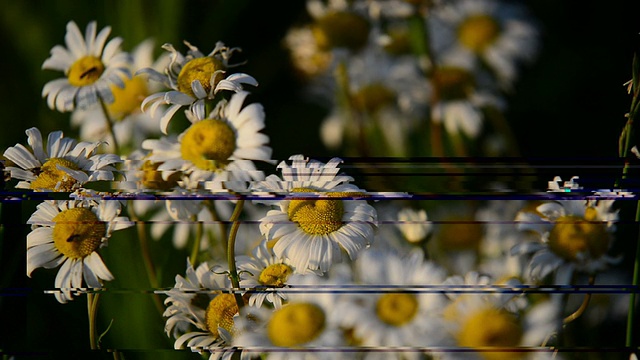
[140,160,181,190]
[177,57,225,97]
[457,307,523,360]
[287,188,345,235]
[313,11,370,51]
[438,216,483,251]
[548,213,610,262]
[67,56,105,87]
[205,294,239,338]
[267,302,326,347]
[432,67,475,101]
[382,29,412,55]
[353,83,396,114]
[458,14,501,53]
[180,119,236,171]
[375,293,418,326]
[107,75,149,120]
[31,158,82,192]
[259,263,293,287]
[52,208,106,259]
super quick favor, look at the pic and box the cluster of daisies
[284,0,539,158]
[4,0,634,358]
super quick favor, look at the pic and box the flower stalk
[98,98,121,156]
[227,198,246,310]
[619,53,640,348]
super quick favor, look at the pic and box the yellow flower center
[313,11,370,51]
[376,293,419,326]
[259,263,293,287]
[52,207,106,259]
[432,66,475,101]
[458,14,501,53]
[140,160,181,190]
[457,307,523,360]
[382,28,412,56]
[67,56,105,87]
[287,188,345,235]
[177,57,225,97]
[353,83,396,114]
[438,216,483,251]
[548,209,610,262]
[107,75,149,120]
[180,119,236,171]
[267,302,326,347]
[31,158,82,192]
[204,293,239,338]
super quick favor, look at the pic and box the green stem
[227,199,245,310]
[98,98,121,156]
[87,292,100,350]
[563,275,595,325]
[627,200,640,347]
[407,11,434,76]
[127,200,164,316]
[190,215,203,266]
[335,60,368,157]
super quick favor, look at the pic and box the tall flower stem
[620,54,640,348]
[127,201,164,316]
[227,198,245,310]
[87,292,100,350]
[563,275,595,325]
[626,199,640,347]
[98,98,121,156]
[190,216,203,266]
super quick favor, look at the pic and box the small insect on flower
[26,199,132,303]
[3,127,121,192]
[41,20,132,112]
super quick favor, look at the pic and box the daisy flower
[118,149,182,193]
[284,25,334,80]
[70,39,169,152]
[512,200,620,284]
[139,41,258,134]
[429,0,540,90]
[439,292,560,360]
[3,127,121,192]
[254,155,378,273]
[428,56,505,139]
[26,199,132,303]
[475,200,533,284]
[141,91,271,189]
[237,242,318,309]
[396,207,432,244]
[41,20,131,112]
[306,0,372,52]
[283,0,371,84]
[233,274,347,360]
[336,248,449,358]
[319,44,430,155]
[159,259,240,359]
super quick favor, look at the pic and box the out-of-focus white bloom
[513,200,620,284]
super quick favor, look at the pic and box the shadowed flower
[139,41,258,134]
